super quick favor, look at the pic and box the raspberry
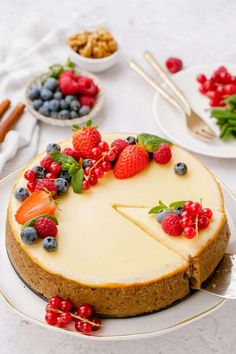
[153,144,172,164]
[40,155,53,170]
[34,179,57,194]
[35,217,58,239]
[161,214,183,236]
[111,139,129,156]
[165,57,183,73]
[62,148,80,162]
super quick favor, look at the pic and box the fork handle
[144,51,191,114]
[128,60,185,114]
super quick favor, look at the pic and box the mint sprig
[137,133,171,153]
[50,151,84,194]
[149,200,185,214]
[42,58,76,83]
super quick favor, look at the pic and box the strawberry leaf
[137,133,172,152]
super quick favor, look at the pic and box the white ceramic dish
[153,64,236,158]
[68,45,119,73]
[1,171,236,341]
[25,69,104,127]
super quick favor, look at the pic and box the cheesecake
[6,133,230,317]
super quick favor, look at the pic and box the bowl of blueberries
[25,60,104,126]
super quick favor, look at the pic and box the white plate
[153,64,236,158]
[1,172,236,341]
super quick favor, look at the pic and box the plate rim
[0,169,231,341]
[153,63,236,159]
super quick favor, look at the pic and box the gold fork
[128,54,217,141]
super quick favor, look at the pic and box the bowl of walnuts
[67,27,119,73]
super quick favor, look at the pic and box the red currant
[105,150,116,161]
[184,227,196,239]
[49,162,62,175]
[60,299,73,312]
[90,317,101,331]
[81,322,93,334]
[82,180,90,190]
[45,311,58,325]
[84,167,90,176]
[89,175,98,186]
[180,210,191,218]
[75,320,83,332]
[206,90,220,101]
[201,208,213,219]
[165,57,183,73]
[48,296,61,309]
[27,181,36,192]
[197,74,207,84]
[183,200,193,211]
[94,167,104,179]
[56,317,66,328]
[77,303,93,319]
[216,84,225,95]
[101,161,112,172]
[46,173,56,179]
[198,215,210,230]
[98,141,109,152]
[59,311,72,324]
[180,216,193,228]
[24,169,36,182]
[189,202,202,215]
[91,147,102,160]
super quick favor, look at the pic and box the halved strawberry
[72,124,101,159]
[114,145,149,179]
[15,191,56,225]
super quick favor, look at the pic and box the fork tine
[195,130,213,141]
[201,127,216,138]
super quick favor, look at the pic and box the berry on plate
[35,179,57,193]
[55,178,69,195]
[114,145,149,179]
[111,139,128,156]
[161,213,183,236]
[15,191,57,225]
[42,236,58,252]
[21,227,38,244]
[72,122,101,158]
[14,187,29,202]
[153,144,172,164]
[174,162,187,176]
[35,217,58,239]
[165,57,183,73]
[40,155,53,170]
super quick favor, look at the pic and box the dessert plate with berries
[25,59,104,127]
[153,64,236,158]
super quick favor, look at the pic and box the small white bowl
[68,45,119,73]
[25,69,104,127]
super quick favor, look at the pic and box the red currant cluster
[197,66,236,107]
[180,201,213,239]
[45,296,102,335]
[82,141,118,191]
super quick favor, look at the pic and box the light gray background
[1,0,236,353]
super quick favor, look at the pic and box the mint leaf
[24,214,59,227]
[50,151,78,168]
[169,201,185,210]
[148,200,168,214]
[137,133,171,152]
[71,168,84,193]
[65,57,75,69]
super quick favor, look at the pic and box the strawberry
[15,191,56,225]
[113,145,149,179]
[72,125,101,159]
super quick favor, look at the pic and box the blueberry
[32,99,43,111]
[55,178,69,195]
[42,236,58,252]
[44,78,58,92]
[156,210,172,224]
[79,105,90,116]
[65,95,75,104]
[174,163,188,176]
[148,152,153,160]
[42,101,50,109]
[14,187,29,202]
[70,100,80,112]
[173,207,183,216]
[70,111,78,119]
[60,99,69,110]
[39,105,50,117]
[46,143,61,154]
[126,136,137,145]
[48,99,60,112]
[58,110,70,119]
[58,171,71,183]
[41,87,53,101]
[82,159,92,168]
[54,91,63,100]
[32,166,46,179]
[21,227,38,245]
[28,87,41,100]
[50,111,58,118]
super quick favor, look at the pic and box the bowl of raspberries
[25,59,104,126]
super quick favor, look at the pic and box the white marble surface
[1,0,236,353]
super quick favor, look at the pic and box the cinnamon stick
[0,99,11,119]
[0,103,25,143]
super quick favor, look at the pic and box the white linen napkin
[0,15,104,178]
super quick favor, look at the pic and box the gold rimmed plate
[1,171,234,341]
